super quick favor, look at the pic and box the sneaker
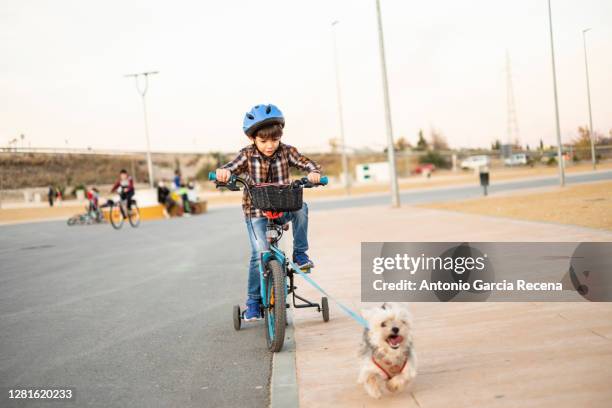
[293,252,314,270]
[244,301,262,321]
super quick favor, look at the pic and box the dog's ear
[381,302,388,310]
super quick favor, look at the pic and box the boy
[216,104,321,321]
[110,169,135,211]
[86,187,101,220]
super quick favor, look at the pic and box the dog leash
[287,258,370,329]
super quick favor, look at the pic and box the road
[0,169,610,407]
[0,210,269,408]
[308,169,612,211]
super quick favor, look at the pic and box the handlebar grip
[320,176,328,186]
[208,172,217,181]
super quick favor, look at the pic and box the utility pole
[374,0,400,207]
[546,0,565,186]
[506,51,520,153]
[125,71,159,188]
[331,20,351,195]
[582,28,596,170]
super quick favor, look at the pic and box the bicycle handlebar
[208,171,328,188]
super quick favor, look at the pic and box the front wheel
[264,259,286,352]
[128,201,140,227]
[67,216,78,226]
[109,202,124,230]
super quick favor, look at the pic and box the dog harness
[371,355,408,380]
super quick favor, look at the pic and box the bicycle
[209,171,330,352]
[66,206,105,226]
[107,194,140,230]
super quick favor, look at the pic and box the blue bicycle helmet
[242,104,285,137]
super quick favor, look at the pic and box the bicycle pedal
[290,265,311,274]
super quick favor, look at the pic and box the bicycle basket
[250,184,303,212]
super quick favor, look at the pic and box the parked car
[413,163,436,175]
[504,153,529,166]
[460,155,490,170]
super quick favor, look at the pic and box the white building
[355,162,390,183]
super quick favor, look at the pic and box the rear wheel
[128,201,140,227]
[264,259,286,352]
[109,202,124,230]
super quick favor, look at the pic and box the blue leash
[286,258,370,329]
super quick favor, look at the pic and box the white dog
[358,302,417,399]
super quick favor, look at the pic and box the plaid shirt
[221,143,321,218]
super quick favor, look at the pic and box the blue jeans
[245,202,309,305]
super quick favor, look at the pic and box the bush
[71,183,87,197]
[419,151,450,169]
[547,157,557,166]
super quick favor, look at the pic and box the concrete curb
[270,310,299,408]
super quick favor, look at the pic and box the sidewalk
[291,205,612,408]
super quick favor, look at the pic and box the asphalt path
[0,169,610,407]
[0,209,269,408]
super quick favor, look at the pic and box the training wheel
[321,297,329,322]
[233,305,241,331]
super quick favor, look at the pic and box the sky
[1,0,611,153]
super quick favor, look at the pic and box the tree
[491,139,501,150]
[415,129,428,151]
[419,151,450,169]
[572,126,603,161]
[394,136,411,151]
[429,129,449,151]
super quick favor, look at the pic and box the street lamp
[331,20,351,195]
[374,0,400,207]
[546,0,565,187]
[125,71,159,188]
[582,28,596,170]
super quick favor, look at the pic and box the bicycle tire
[233,305,241,331]
[321,297,330,322]
[264,259,286,352]
[67,216,78,226]
[109,202,124,230]
[128,202,140,228]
